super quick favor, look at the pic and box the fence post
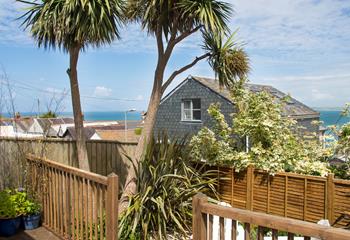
[246,165,254,210]
[192,193,208,240]
[326,173,334,224]
[106,173,119,240]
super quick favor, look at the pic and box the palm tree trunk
[119,61,164,213]
[68,46,90,171]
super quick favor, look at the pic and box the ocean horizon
[2,110,349,127]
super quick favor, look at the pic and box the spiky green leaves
[178,0,232,33]
[127,0,232,40]
[18,0,124,51]
[202,30,250,87]
[119,133,218,239]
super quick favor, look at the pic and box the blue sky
[0,0,350,113]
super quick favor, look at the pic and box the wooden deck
[0,227,61,240]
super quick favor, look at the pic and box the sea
[3,110,350,127]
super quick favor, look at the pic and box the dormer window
[181,99,201,121]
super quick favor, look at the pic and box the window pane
[192,99,201,109]
[193,110,201,120]
[183,109,192,120]
[183,100,191,110]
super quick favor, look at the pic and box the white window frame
[181,99,201,122]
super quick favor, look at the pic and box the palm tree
[18,0,124,170]
[121,0,249,210]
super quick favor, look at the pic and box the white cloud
[231,0,350,52]
[311,89,333,101]
[93,86,112,97]
[45,87,63,94]
[0,0,33,45]
[260,73,350,83]
[135,94,144,101]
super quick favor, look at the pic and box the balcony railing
[192,193,350,240]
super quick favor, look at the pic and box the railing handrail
[27,154,119,240]
[26,154,108,185]
[193,193,350,240]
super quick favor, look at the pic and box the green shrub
[134,128,142,135]
[0,190,19,218]
[0,189,41,218]
[39,110,57,118]
[190,84,330,176]
[119,133,218,239]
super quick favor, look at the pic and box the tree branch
[163,25,203,62]
[156,23,164,58]
[174,25,202,45]
[161,52,211,93]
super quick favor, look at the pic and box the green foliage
[127,0,232,38]
[0,190,20,218]
[329,164,350,180]
[39,110,57,118]
[134,127,142,135]
[18,0,124,51]
[329,104,350,178]
[336,123,350,158]
[202,31,249,87]
[119,133,218,239]
[190,84,329,176]
[0,189,40,218]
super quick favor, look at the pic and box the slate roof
[190,76,319,118]
[63,127,97,140]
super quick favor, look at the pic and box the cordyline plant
[18,0,124,171]
[122,0,249,210]
[190,81,330,176]
[119,133,218,239]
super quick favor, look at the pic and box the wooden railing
[192,193,350,240]
[27,154,119,240]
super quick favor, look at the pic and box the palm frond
[126,0,233,40]
[202,29,250,87]
[18,0,125,51]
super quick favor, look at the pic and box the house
[62,127,100,140]
[13,118,34,134]
[0,118,42,138]
[154,76,320,139]
[27,117,75,137]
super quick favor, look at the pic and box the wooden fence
[27,154,119,240]
[192,193,350,240]
[0,137,137,189]
[210,165,350,228]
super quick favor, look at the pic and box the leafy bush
[134,127,142,135]
[0,190,19,218]
[119,134,218,239]
[327,105,350,178]
[0,189,41,218]
[39,110,57,118]
[190,83,329,176]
